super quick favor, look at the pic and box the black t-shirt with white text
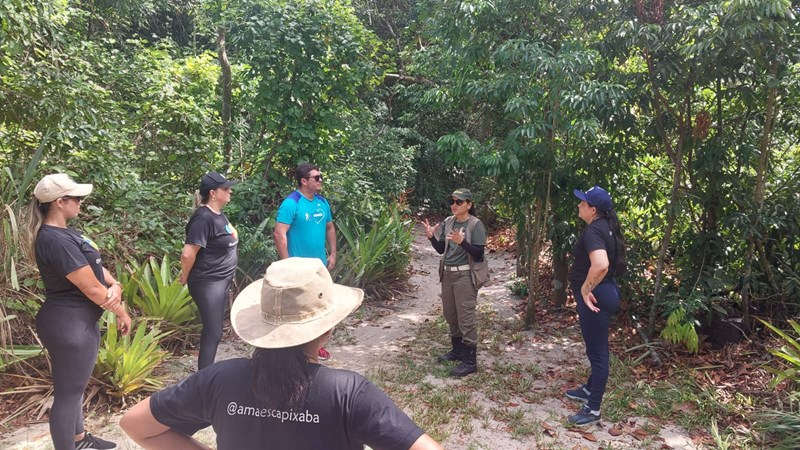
[150,358,424,450]
[569,218,616,291]
[185,206,238,282]
[35,224,106,309]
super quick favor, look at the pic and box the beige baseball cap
[33,174,93,203]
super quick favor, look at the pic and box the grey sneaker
[565,384,590,403]
[568,405,601,427]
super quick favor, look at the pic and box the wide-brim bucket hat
[231,257,364,348]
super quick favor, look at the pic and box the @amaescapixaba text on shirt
[150,358,424,450]
[35,224,106,309]
[276,191,332,266]
[185,206,238,282]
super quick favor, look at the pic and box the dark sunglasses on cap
[447,198,466,206]
[305,175,323,182]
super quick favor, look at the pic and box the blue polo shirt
[276,191,332,265]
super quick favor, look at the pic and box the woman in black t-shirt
[26,173,132,450]
[179,172,238,370]
[565,186,626,427]
[121,257,443,450]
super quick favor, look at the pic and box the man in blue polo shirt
[274,163,337,360]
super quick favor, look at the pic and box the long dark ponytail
[251,347,312,410]
[603,209,626,277]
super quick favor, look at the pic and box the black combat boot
[437,336,464,362]
[450,345,477,377]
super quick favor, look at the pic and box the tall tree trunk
[524,172,552,328]
[644,48,689,337]
[552,251,568,307]
[218,26,233,171]
[741,62,779,329]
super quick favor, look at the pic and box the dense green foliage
[2,0,800,442]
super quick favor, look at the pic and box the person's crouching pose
[121,257,443,450]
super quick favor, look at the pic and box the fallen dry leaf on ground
[581,432,598,442]
[608,425,625,436]
[631,427,651,441]
[673,402,695,414]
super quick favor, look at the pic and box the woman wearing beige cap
[121,257,442,450]
[26,173,131,450]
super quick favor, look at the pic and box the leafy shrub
[661,308,699,353]
[0,143,46,291]
[95,314,170,398]
[758,393,800,450]
[760,319,800,388]
[509,278,529,298]
[332,203,413,289]
[234,218,278,287]
[340,121,418,201]
[128,255,198,330]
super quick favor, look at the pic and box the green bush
[661,308,700,353]
[509,278,529,298]
[128,255,198,330]
[332,203,413,289]
[760,319,800,388]
[95,314,170,398]
[234,218,278,287]
[758,393,800,450]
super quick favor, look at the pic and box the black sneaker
[568,405,601,427]
[565,384,590,403]
[75,432,116,450]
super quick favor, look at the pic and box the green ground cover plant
[126,255,199,331]
[94,314,171,399]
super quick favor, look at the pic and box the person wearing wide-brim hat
[178,171,239,370]
[564,186,627,427]
[121,257,443,450]
[26,173,131,450]
[421,188,488,377]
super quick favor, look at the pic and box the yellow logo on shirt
[81,235,99,250]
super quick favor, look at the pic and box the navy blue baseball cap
[573,186,613,213]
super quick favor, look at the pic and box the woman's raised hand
[447,227,465,245]
[421,219,439,239]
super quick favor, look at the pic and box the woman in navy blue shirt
[565,186,626,427]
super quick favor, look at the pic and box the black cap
[200,172,237,195]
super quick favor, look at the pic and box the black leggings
[573,281,620,411]
[35,302,102,450]
[188,277,232,370]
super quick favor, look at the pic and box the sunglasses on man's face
[447,198,465,206]
[61,196,84,203]
[305,175,323,182]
